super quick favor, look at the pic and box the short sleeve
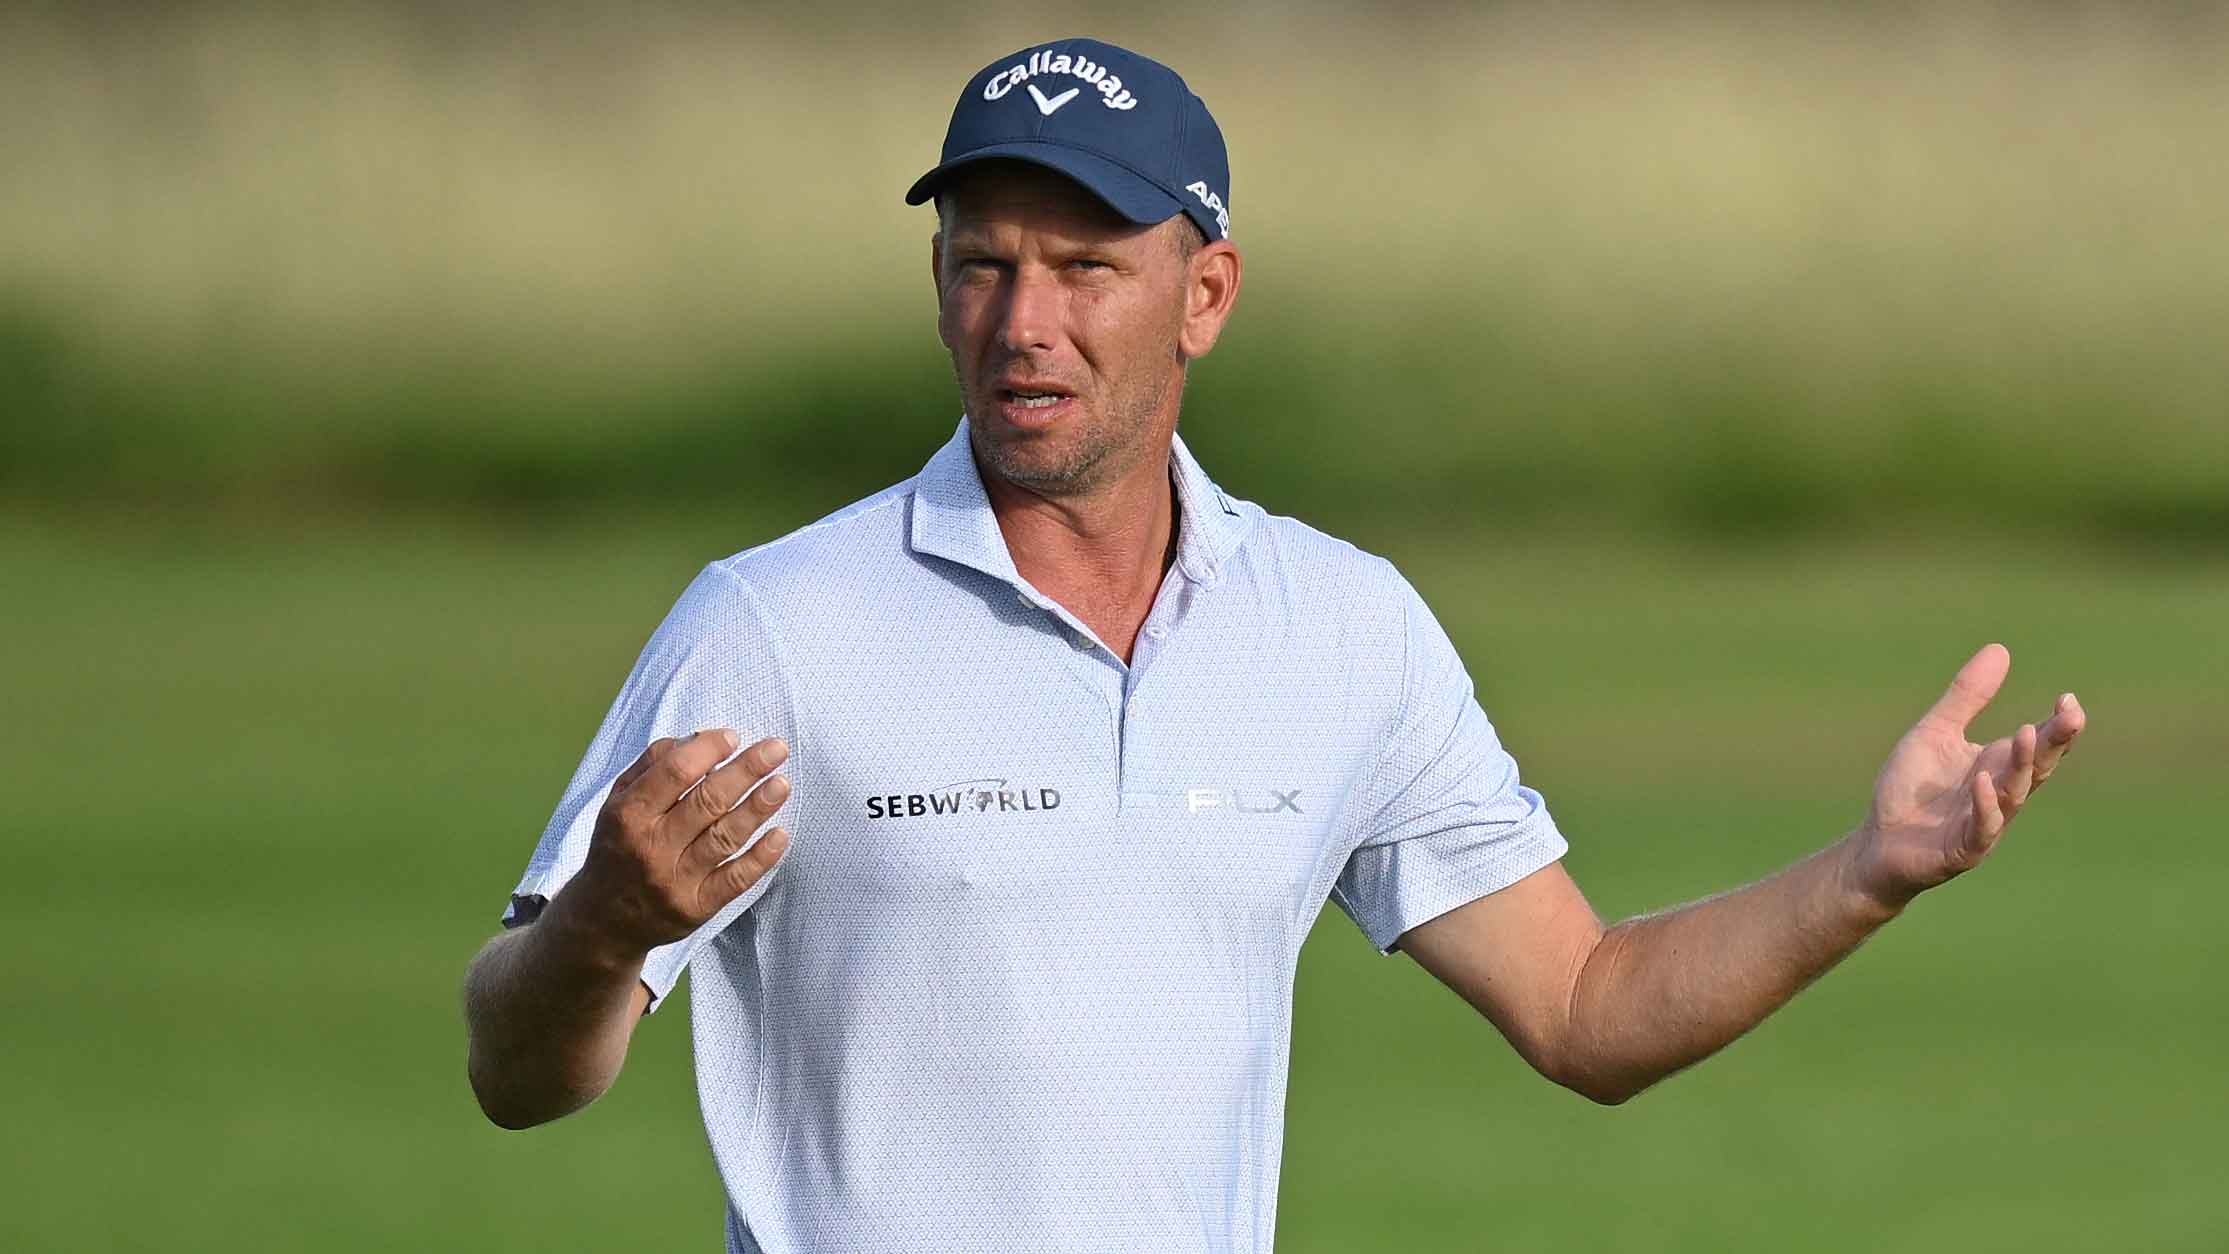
[1330,570,1567,954]
[501,561,799,1010]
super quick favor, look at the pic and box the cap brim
[903,142,1184,226]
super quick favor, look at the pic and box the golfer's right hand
[566,729,792,954]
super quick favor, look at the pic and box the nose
[997,265,1059,354]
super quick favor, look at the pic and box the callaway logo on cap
[904,38,1233,242]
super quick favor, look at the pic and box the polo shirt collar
[909,416,1251,590]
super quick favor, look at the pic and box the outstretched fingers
[2031,692,2087,790]
[1968,768,2007,858]
[1961,726,2034,868]
[2000,724,2038,814]
[1922,643,2012,736]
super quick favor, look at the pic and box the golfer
[464,37,2086,1253]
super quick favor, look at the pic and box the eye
[1067,257,1113,272]
[950,256,1007,282]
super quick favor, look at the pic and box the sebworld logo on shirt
[866,777,1061,820]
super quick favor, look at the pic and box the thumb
[1921,643,2010,736]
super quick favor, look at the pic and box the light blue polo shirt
[504,418,1567,1253]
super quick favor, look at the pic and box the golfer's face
[934,162,1190,495]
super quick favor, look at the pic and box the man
[463,37,2086,1252]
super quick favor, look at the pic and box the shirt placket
[1115,560,1216,812]
[1010,585,1128,809]
[1010,556,1209,814]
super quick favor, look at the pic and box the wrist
[1836,827,1915,925]
[539,876,654,980]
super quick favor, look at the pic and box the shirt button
[1071,632,1094,651]
[1144,624,1168,640]
[1015,591,1033,607]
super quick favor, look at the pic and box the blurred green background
[3,3,2222,1251]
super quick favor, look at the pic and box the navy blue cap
[904,38,1232,244]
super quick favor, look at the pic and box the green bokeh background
[3,4,2222,1250]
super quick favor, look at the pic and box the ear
[1177,241,1242,360]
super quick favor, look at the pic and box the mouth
[991,384,1077,427]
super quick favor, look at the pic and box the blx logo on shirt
[1117,787,1307,815]
[866,777,1062,819]
[1184,787,1300,814]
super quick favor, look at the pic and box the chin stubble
[968,411,1114,494]
[954,334,1184,497]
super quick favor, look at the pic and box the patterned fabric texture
[504,417,1567,1253]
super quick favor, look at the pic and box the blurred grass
[3,2,2225,538]
[1,504,2221,1251]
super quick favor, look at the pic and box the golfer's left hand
[1849,643,2086,910]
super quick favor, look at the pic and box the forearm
[463,890,651,1129]
[1561,832,1901,1103]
